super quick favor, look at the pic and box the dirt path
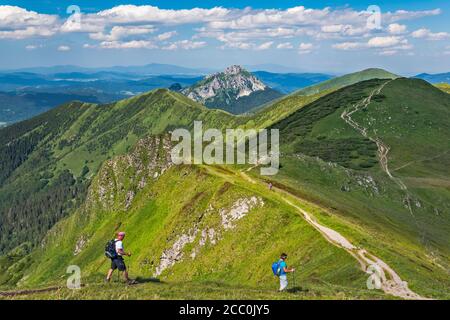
[391,150,450,172]
[235,81,430,299]
[340,81,420,225]
[237,168,427,300]
[0,286,63,297]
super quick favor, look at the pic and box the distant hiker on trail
[268,182,273,191]
[105,232,136,284]
[272,253,295,292]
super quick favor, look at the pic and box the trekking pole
[292,269,296,290]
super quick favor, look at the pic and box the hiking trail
[340,80,424,238]
[236,168,428,300]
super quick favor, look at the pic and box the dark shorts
[111,256,126,271]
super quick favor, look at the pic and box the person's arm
[283,266,295,273]
[117,248,131,256]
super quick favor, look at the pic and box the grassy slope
[1,70,449,299]
[1,138,385,299]
[248,68,399,128]
[263,77,450,298]
[293,68,398,96]
[435,83,450,94]
[0,89,242,253]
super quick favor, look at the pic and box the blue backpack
[271,260,282,276]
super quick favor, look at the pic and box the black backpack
[105,239,117,259]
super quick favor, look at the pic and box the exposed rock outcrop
[182,65,267,103]
[86,134,173,211]
[153,196,264,276]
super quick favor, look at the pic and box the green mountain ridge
[293,68,399,96]
[435,83,450,94]
[0,89,242,254]
[266,77,450,297]
[0,134,385,299]
[1,70,449,299]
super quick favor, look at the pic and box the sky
[0,1,449,75]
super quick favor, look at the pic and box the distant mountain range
[252,71,332,93]
[0,65,338,123]
[3,63,315,76]
[0,72,202,124]
[1,63,213,75]
[413,72,450,84]
[1,64,448,125]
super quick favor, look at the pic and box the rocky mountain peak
[223,65,245,75]
[182,65,267,104]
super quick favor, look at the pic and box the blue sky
[0,1,449,74]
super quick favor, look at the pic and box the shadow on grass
[287,286,308,294]
[134,276,164,284]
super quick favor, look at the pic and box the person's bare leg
[106,269,114,281]
[123,271,130,281]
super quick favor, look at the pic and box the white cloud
[0,6,58,39]
[321,24,344,33]
[277,42,293,49]
[56,5,233,36]
[387,23,407,34]
[0,4,445,57]
[162,40,206,50]
[205,7,441,32]
[220,41,253,50]
[299,42,313,50]
[367,36,406,48]
[207,6,330,30]
[25,44,43,50]
[0,26,57,39]
[256,41,274,50]
[384,8,441,23]
[0,6,57,28]
[95,5,231,25]
[298,42,314,54]
[411,28,449,40]
[332,42,365,50]
[59,13,100,33]
[161,43,178,51]
[156,31,177,41]
[57,45,71,51]
[100,40,158,49]
[89,25,156,41]
[197,27,301,44]
[333,36,412,54]
[377,49,412,56]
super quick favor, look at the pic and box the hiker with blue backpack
[272,253,295,291]
[105,232,137,284]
